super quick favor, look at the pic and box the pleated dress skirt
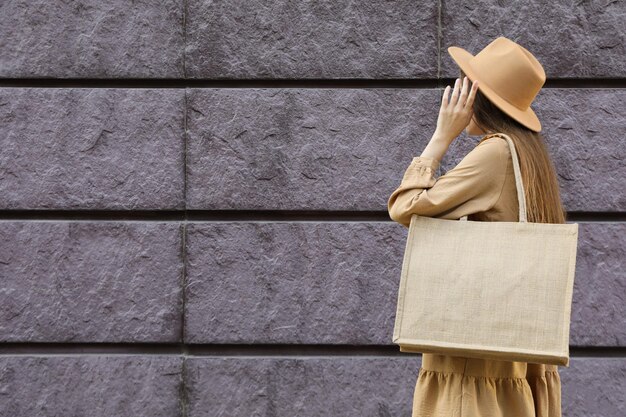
[412,353,562,417]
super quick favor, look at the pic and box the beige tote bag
[392,133,579,366]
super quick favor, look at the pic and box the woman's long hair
[460,69,567,224]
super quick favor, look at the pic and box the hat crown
[468,37,546,111]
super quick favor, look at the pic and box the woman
[387,37,565,417]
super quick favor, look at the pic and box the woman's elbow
[388,190,426,227]
[388,203,411,227]
[387,203,400,222]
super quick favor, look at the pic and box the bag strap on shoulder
[459,132,528,223]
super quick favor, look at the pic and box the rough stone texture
[185,0,438,79]
[561,358,626,416]
[532,89,626,212]
[184,357,419,417]
[441,1,626,78]
[572,223,626,346]
[0,0,184,78]
[184,222,624,346]
[184,357,626,417]
[0,222,183,342]
[0,88,185,210]
[186,88,441,210]
[186,88,625,212]
[0,356,183,417]
[184,221,403,344]
[0,1,621,415]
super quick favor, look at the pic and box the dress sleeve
[387,136,509,228]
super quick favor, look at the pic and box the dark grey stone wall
[1,1,624,416]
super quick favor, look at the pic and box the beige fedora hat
[447,36,546,132]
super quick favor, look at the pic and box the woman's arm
[386,75,503,227]
[387,136,509,227]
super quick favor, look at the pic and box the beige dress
[387,133,562,417]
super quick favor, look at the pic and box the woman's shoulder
[465,134,511,162]
[477,133,510,148]
[470,134,512,162]
[444,134,512,183]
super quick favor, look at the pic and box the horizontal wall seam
[0,79,625,89]
[0,344,624,357]
[0,211,623,222]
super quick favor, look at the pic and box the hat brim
[447,46,542,132]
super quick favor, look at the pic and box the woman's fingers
[441,85,450,107]
[435,77,478,141]
[450,78,461,106]
[456,77,470,108]
[464,78,479,109]
[441,76,478,111]
[442,78,461,109]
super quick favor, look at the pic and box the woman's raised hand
[433,76,479,144]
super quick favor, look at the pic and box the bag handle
[459,132,528,223]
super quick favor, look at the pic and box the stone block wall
[1,1,624,416]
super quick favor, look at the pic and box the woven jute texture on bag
[392,133,579,366]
